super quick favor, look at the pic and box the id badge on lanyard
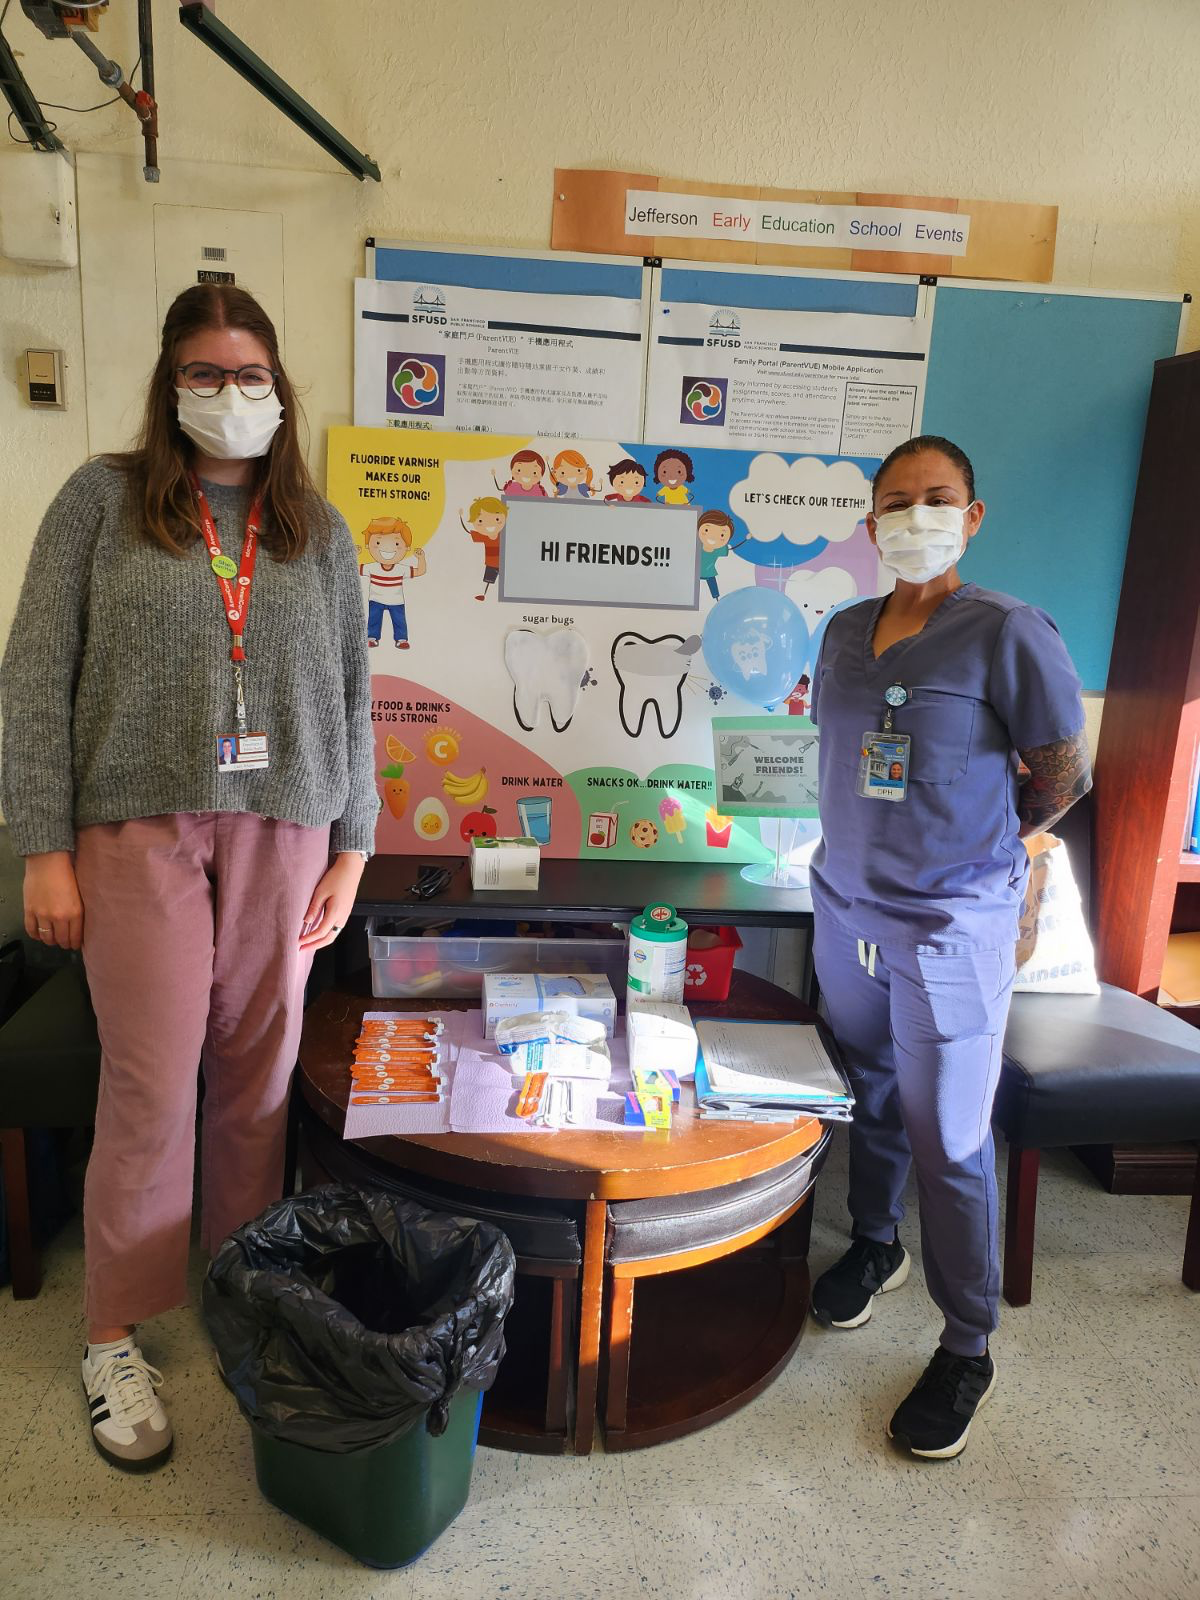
[857,683,910,802]
[189,472,270,773]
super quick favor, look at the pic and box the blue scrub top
[809,583,1085,953]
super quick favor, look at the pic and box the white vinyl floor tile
[2,1132,1198,1598]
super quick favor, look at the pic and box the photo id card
[215,732,270,773]
[856,732,910,802]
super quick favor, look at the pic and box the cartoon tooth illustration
[730,629,770,681]
[610,631,703,740]
[503,626,589,733]
[784,565,856,661]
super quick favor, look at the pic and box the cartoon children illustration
[786,673,811,717]
[654,449,695,506]
[696,508,744,599]
[550,448,598,498]
[359,517,425,649]
[459,495,508,602]
[604,458,651,503]
[495,449,548,497]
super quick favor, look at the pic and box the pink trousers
[75,812,332,1327]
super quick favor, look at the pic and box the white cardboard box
[470,836,541,890]
[626,1000,698,1079]
[483,973,617,1039]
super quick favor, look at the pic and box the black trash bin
[203,1184,515,1569]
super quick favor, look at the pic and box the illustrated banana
[442,767,488,805]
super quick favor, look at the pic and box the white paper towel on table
[450,1014,638,1133]
[342,1009,650,1137]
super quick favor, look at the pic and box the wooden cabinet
[1089,348,1200,1191]
[1094,349,1200,999]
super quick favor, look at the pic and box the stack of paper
[694,1019,853,1123]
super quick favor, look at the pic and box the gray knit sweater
[1,459,377,857]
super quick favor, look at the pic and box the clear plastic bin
[366,920,627,1000]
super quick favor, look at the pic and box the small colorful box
[586,811,618,849]
[632,1066,680,1105]
[623,1089,672,1130]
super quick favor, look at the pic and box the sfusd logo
[412,284,447,324]
[707,310,741,347]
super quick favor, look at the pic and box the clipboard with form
[694,1019,854,1123]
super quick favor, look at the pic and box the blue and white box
[483,972,617,1039]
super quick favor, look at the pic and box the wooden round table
[298,970,828,1454]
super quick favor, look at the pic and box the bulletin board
[344,241,1187,861]
[921,281,1186,689]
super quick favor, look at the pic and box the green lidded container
[249,1388,484,1570]
[627,901,689,1002]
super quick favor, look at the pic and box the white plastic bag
[1013,834,1100,994]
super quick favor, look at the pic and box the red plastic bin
[682,927,742,1000]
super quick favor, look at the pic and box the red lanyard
[188,471,262,663]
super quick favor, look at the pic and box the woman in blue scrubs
[809,435,1090,1460]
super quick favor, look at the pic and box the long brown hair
[113,283,326,560]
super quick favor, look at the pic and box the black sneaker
[887,1347,996,1459]
[810,1234,910,1329]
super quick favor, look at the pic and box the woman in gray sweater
[1,284,376,1471]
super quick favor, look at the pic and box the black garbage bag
[203,1184,515,1454]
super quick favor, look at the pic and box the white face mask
[175,385,283,461]
[873,502,975,584]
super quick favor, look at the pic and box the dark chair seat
[1,962,102,1299]
[0,963,100,1128]
[991,798,1200,1306]
[998,985,1200,1148]
[607,1127,833,1265]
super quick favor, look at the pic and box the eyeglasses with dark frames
[176,362,279,400]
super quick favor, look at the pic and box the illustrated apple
[460,804,498,843]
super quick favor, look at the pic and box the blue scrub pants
[813,917,1016,1356]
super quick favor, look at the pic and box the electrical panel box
[152,204,284,340]
[0,151,78,267]
[24,348,65,408]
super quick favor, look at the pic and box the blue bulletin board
[361,242,1187,694]
[922,282,1186,690]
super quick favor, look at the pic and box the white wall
[2,0,1197,652]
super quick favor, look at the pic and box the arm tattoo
[1016,728,1093,837]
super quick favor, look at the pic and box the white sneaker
[81,1341,173,1471]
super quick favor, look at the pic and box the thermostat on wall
[25,348,65,409]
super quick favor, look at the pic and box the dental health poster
[328,426,884,861]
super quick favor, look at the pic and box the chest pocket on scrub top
[901,687,975,784]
